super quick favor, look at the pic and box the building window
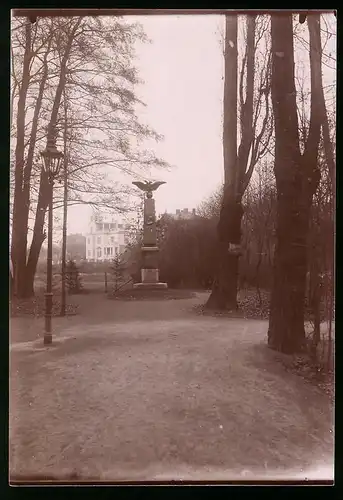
[104,223,109,231]
[110,223,116,231]
[97,236,101,244]
[111,236,114,244]
[97,247,102,258]
[118,223,123,229]
[96,223,102,232]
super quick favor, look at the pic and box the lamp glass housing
[40,146,64,177]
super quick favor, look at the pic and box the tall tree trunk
[10,45,18,130]
[222,15,238,192]
[24,169,49,297]
[308,215,322,363]
[317,28,335,341]
[11,21,32,296]
[60,95,68,316]
[23,18,81,297]
[206,16,238,310]
[16,45,50,298]
[60,172,68,314]
[268,14,322,354]
[206,15,256,311]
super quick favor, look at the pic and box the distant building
[39,243,64,265]
[66,233,86,263]
[85,213,131,262]
[38,235,86,266]
[166,208,197,220]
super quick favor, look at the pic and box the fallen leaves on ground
[238,289,270,319]
[193,288,334,399]
[10,295,79,318]
[109,289,196,301]
[279,353,334,401]
[193,289,270,319]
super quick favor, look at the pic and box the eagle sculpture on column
[132,180,166,198]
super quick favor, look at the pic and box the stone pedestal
[133,246,168,290]
[141,268,159,283]
[133,282,168,290]
[141,246,159,269]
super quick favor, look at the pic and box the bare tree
[22,18,82,298]
[11,18,56,296]
[197,185,223,220]
[206,14,272,310]
[246,161,276,304]
[10,16,170,298]
[60,88,69,316]
[268,13,323,353]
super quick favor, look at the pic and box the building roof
[166,208,197,220]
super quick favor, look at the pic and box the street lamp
[40,135,64,345]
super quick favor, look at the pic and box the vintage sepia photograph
[9,8,335,485]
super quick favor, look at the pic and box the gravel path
[10,293,334,482]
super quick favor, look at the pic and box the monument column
[132,180,167,290]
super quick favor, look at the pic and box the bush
[65,259,83,294]
[110,253,127,292]
[157,215,217,289]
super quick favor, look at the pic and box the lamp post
[40,134,64,345]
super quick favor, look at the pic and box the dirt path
[10,293,334,481]
[10,291,206,344]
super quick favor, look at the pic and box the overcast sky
[66,13,336,236]
[67,15,225,235]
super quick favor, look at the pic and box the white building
[85,213,130,262]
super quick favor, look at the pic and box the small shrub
[65,259,83,294]
[110,253,126,292]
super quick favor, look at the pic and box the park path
[10,293,334,482]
